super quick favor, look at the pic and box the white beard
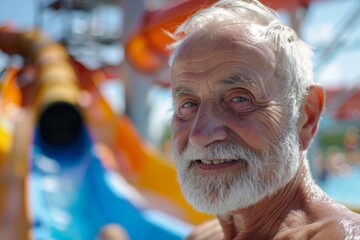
[171,124,301,215]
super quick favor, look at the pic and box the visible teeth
[212,160,220,164]
[201,160,213,165]
[200,159,231,165]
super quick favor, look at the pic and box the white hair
[168,0,315,122]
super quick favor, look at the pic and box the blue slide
[28,102,192,240]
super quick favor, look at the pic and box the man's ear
[299,85,324,151]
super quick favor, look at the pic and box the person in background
[168,0,360,239]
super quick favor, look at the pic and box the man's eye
[182,101,197,108]
[176,100,198,119]
[231,96,249,102]
[227,92,254,113]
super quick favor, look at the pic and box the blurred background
[0,0,359,239]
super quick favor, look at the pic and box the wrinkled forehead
[170,22,277,79]
[171,22,275,70]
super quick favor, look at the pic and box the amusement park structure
[0,0,360,239]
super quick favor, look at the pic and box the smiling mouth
[193,159,246,170]
[195,159,238,165]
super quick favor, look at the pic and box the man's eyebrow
[174,86,194,97]
[219,74,250,85]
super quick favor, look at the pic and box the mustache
[177,139,264,163]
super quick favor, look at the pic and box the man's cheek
[171,125,191,155]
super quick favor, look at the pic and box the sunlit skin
[172,23,286,155]
[171,23,360,239]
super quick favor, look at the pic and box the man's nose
[189,106,228,148]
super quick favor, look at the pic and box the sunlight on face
[172,122,300,215]
[170,22,301,215]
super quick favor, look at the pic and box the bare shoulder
[274,216,360,240]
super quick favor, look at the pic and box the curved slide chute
[30,102,191,239]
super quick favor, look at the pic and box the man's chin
[185,194,257,215]
[181,184,261,215]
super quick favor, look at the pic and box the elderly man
[169,0,360,239]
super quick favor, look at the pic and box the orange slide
[0,64,32,239]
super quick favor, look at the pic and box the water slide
[0,27,214,239]
[29,102,192,239]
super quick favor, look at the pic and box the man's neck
[217,160,312,239]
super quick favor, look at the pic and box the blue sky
[0,0,36,28]
[301,0,360,88]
